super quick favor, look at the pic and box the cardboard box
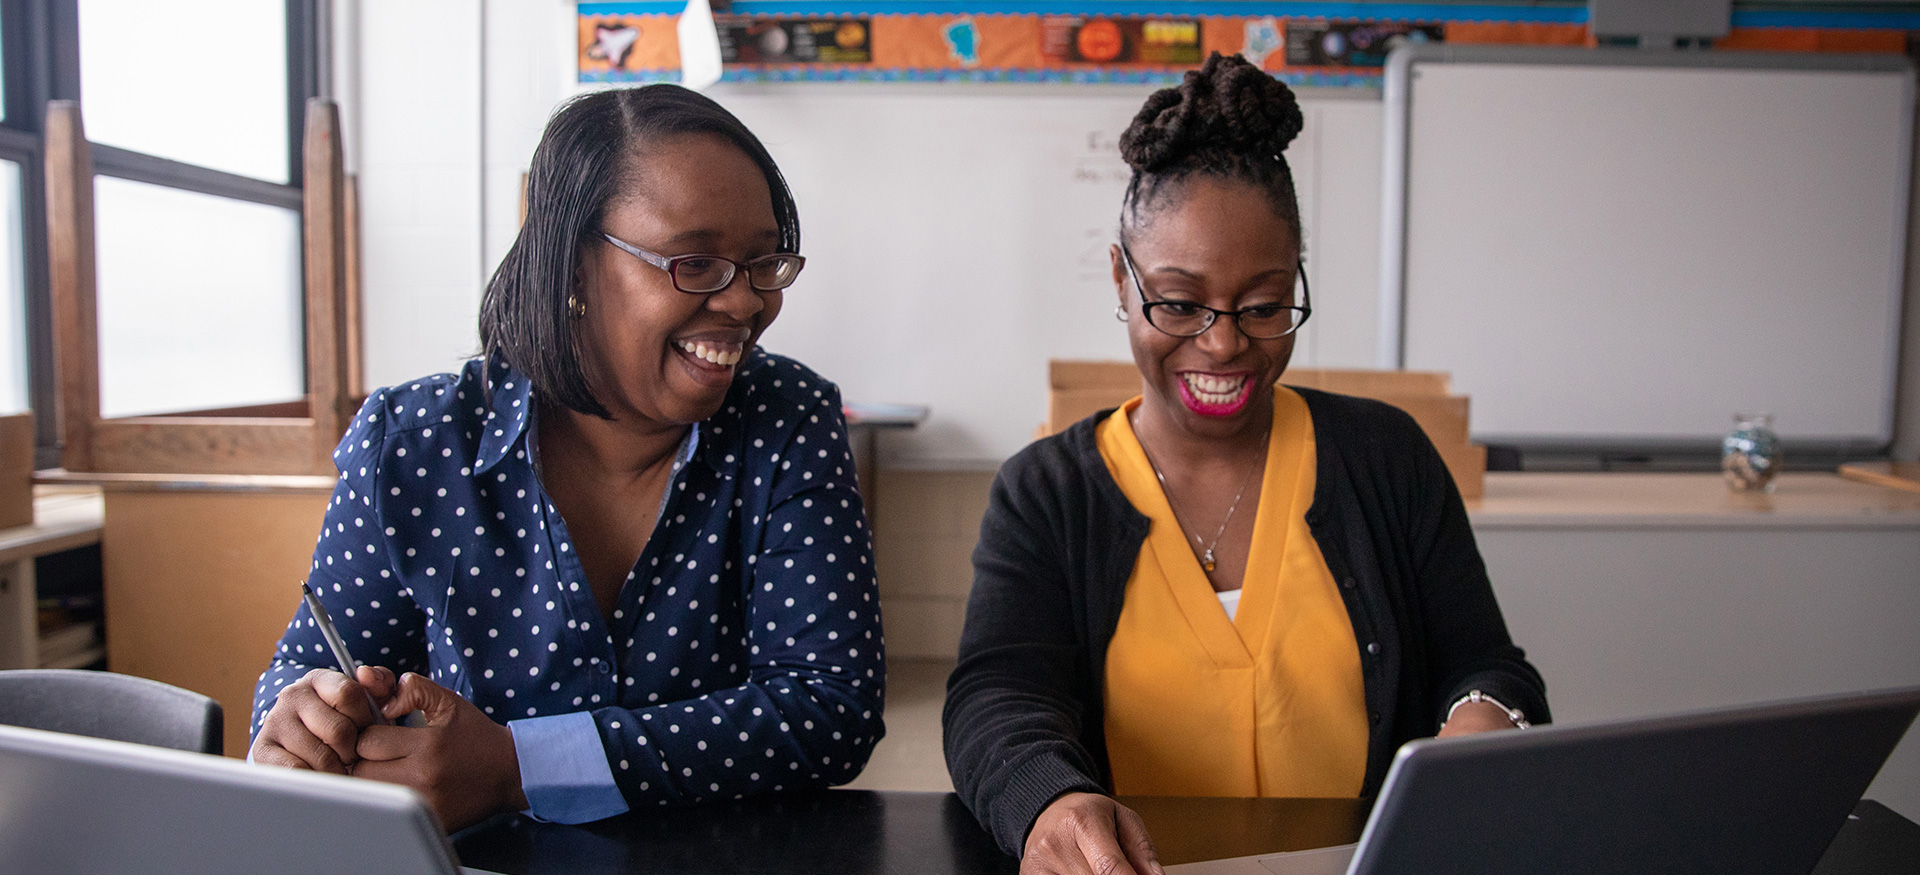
[1043,361,1486,498]
[0,413,32,529]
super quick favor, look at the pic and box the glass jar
[1722,412,1781,493]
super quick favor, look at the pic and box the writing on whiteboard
[1073,130,1129,185]
[1072,130,1128,282]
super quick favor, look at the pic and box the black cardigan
[942,387,1550,857]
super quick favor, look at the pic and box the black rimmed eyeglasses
[601,233,807,294]
[1119,241,1311,339]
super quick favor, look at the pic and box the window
[77,1,292,183]
[0,0,321,467]
[93,178,304,418]
[0,160,24,415]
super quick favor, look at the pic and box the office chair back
[0,668,223,755]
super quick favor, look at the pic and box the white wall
[1898,118,1920,462]
[336,3,1920,465]
[337,0,510,387]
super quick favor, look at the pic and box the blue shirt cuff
[508,712,629,824]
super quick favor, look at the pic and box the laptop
[0,722,502,875]
[1170,686,1920,875]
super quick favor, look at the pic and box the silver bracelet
[1446,689,1531,729]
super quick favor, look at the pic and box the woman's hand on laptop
[249,666,399,772]
[1023,792,1165,875]
[351,671,529,832]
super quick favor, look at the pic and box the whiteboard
[704,84,1379,467]
[712,85,1142,466]
[1382,47,1913,451]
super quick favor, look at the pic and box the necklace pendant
[1202,549,1216,573]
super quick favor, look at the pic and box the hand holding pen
[245,583,402,772]
[300,581,391,726]
[255,583,529,828]
[292,585,527,827]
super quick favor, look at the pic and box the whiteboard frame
[1379,44,1915,457]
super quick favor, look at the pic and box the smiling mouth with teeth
[1182,372,1249,407]
[675,339,742,367]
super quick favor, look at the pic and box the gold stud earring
[568,294,587,318]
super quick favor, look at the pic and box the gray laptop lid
[0,723,461,875]
[1348,686,1920,875]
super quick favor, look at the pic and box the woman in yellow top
[943,53,1549,875]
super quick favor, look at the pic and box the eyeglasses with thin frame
[601,233,806,294]
[1118,241,1311,339]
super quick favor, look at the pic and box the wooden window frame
[46,98,357,476]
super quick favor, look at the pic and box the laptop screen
[0,723,461,875]
[1349,687,1920,875]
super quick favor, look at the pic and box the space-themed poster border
[578,2,1920,87]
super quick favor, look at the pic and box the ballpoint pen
[300,582,390,726]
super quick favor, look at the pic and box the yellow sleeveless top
[1097,387,1368,797]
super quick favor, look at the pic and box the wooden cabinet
[31,473,332,759]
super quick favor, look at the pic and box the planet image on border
[756,26,790,58]
[1076,20,1124,62]
[1320,31,1347,60]
[835,21,866,49]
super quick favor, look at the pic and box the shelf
[0,487,103,566]
[0,487,107,671]
[39,645,106,671]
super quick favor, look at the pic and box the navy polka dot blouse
[252,349,885,821]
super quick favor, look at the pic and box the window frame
[1,0,322,468]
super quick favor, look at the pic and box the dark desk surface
[452,792,1917,875]
[455,790,1014,875]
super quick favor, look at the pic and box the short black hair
[478,85,800,419]
[1118,52,1305,247]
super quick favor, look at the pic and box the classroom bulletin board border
[578,1,1920,86]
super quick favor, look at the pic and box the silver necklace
[1137,426,1267,574]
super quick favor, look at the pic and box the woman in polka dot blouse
[248,85,885,831]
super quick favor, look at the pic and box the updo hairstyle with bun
[1117,52,1306,246]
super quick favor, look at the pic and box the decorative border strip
[586,1,1586,19]
[1733,10,1920,29]
[578,1,1916,87]
[585,0,1920,27]
[580,66,1391,86]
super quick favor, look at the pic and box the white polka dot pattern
[250,350,886,807]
